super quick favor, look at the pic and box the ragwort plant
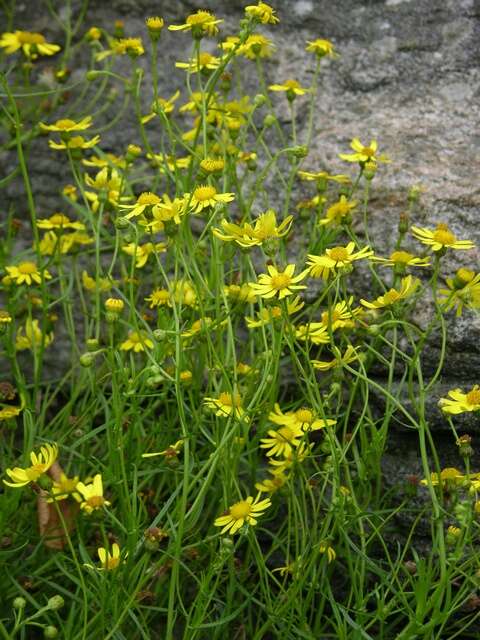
[1,2,480,638]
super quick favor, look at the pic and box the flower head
[339,138,390,164]
[269,79,310,98]
[245,2,279,24]
[260,424,304,458]
[249,264,308,300]
[0,31,60,58]
[185,185,235,214]
[269,404,336,433]
[4,443,58,488]
[176,51,222,73]
[319,195,358,226]
[411,223,475,252]
[4,262,52,286]
[97,543,122,570]
[307,243,374,280]
[37,213,84,231]
[169,10,223,37]
[439,386,480,415]
[370,250,430,269]
[311,345,360,371]
[40,117,92,133]
[306,39,337,58]
[214,494,272,535]
[16,319,54,351]
[204,391,247,421]
[119,330,153,352]
[438,269,480,316]
[122,242,166,268]
[246,296,304,328]
[360,275,419,310]
[213,210,292,248]
[76,474,111,514]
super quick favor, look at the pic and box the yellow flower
[0,31,60,58]
[4,443,58,488]
[122,242,167,268]
[339,138,390,164]
[48,135,101,150]
[249,264,308,300]
[172,280,197,307]
[176,51,222,73]
[112,37,144,57]
[320,298,360,330]
[82,270,114,292]
[40,117,92,133]
[297,170,350,184]
[296,195,326,211]
[370,250,430,269]
[268,442,313,475]
[295,322,330,345]
[97,543,122,570]
[269,79,310,97]
[360,275,419,310]
[224,283,257,304]
[0,310,12,324]
[318,542,336,563]
[311,345,360,371]
[439,386,480,415]
[319,195,358,226]
[105,298,124,314]
[145,288,171,308]
[245,2,279,24]
[86,26,102,41]
[306,39,337,58]
[213,210,292,247]
[204,391,247,421]
[4,261,51,286]
[169,10,223,37]
[239,34,275,59]
[146,16,165,33]
[420,467,465,487]
[147,153,191,172]
[438,270,480,316]
[260,424,304,458]
[120,330,153,352]
[15,319,54,352]
[37,213,84,231]
[48,473,82,503]
[39,231,93,256]
[246,296,304,328]
[62,184,78,201]
[82,153,126,169]
[307,243,374,280]
[119,192,162,220]
[85,167,123,212]
[142,440,184,459]
[255,470,288,494]
[268,404,336,433]
[141,91,181,123]
[214,494,272,535]
[0,406,21,421]
[147,194,186,230]
[185,185,235,214]
[411,223,475,252]
[200,157,225,174]
[76,474,111,514]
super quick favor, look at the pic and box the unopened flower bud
[146,16,164,41]
[44,626,59,639]
[398,212,409,235]
[253,93,266,108]
[263,114,277,128]
[153,329,166,341]
[363,160,377,180]
[86,70,102,81]
[115,216,130,230]
[457,434,473,457]
[446,525,461,546]
[13,597,26,609]
[80,353,95,367]
[290,145,308,159]
[86,338,100,352]
[47,595,64,610]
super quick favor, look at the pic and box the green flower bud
[13,597,26,610]
[44,626,59,639]
[47,595,64,610]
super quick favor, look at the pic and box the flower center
[25,465,45,481]
[466,388,480,405]
[271,273,291,290]
[198,52,215,65]
[277,426,295,441]
[105,556,120,570]
[295,408,313,423]
[19,32,45,44]
[55,119,77,130]
[390,250,413,264]
[383,290,401,304]
[229,500,252,519]
[18,262,37,274]
[284,79,300,90]
[187,11,213,25]
[329,247,350,262]
[49,214,70,226]
[440,467,461,481]
[362,147,375,157]
[433,226,456,245]
[138,192,160,205]
[87,496,105,508]
[194,185,217,201]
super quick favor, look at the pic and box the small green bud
[44,626,59,639]
[80,353,95,367]
[86,70,102,81]
[47,595,64,610]
[13,597,26,609]
[253,93,266,108]
[153,329,167,341]
[263,114,277,128]
[86,338,100,352]
[290,145,308,159]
